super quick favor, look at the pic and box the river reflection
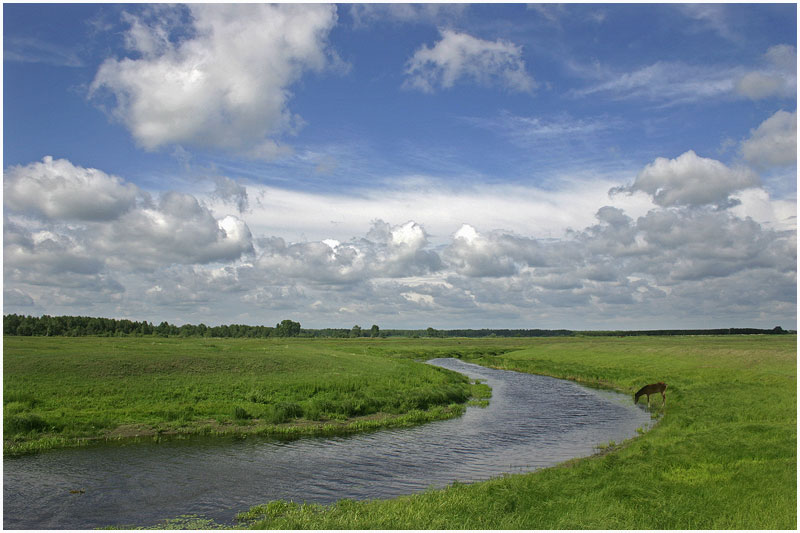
[3,358,653,529]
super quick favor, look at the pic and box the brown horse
[634,382,667,408]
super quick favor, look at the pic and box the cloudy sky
[3,3,797,330]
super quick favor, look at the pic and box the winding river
[3,358,654,529]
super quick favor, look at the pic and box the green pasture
[3,336,509,456]
[237,335,796,530]
[4,335,796,529]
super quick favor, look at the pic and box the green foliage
[5,314,791,339]
[233,406,252,420]
[4,412,50,433]
[274,320,301,338]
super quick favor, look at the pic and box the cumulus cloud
[613,150,760,208]
[740,109,797,169]
[3,217,126,313]
[440,206,794,316]
[3,155,794,329]
[4,219,103,278]
[254,219,441,284]
[404,29,535,93]
[89,4,338,156]
[4,156,140,221]
[444,224,548,278]
[96,192,253,269]
[4,157,255,276]
[212,176,249,213]
[735,44,796,100]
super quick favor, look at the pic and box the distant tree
[156,321,171,337]
[426,327,436,338]
[350,325,362,338]
[275,319,301,337]
[370,324,380,337]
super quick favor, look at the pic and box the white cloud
[573,44,796,105]
[4,36,85,67]
[253,219,441,284]
[740,109,797,169]
[572,61,740,105]
[729,188,796,232]
[463,110,623,151]
[614,150,760,208]
[4,156,140,221]
[4,219,104,278]
[226,175,656,248]
[89,4,338,156]
[212,176,249,213]
[4,157,255,273]
[3,155,794,329]
[444,224,548,278]
[735,45,796,100]
[96,192,254,269]
[677,4,735,40]
[404,29,535,93]
[349,4,466,27]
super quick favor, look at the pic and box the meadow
[4,335,796,529]
[236,335,796,530]
[3,336,503,456]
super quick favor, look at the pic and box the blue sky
[3,3,797,330]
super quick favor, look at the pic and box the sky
[3,2,797,330]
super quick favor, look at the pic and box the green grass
[3,336,513,456]
[235,335,796,530]
[5,335,795,528]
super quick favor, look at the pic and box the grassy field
[5,335,796,529]
[3,336,507,456]
[235,335,796,530]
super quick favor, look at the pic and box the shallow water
[3,358,653,529]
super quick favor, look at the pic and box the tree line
[579,327,790,336]
[2,314,302,338]
[2,314,792,338]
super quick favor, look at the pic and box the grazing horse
[634,382,667,408]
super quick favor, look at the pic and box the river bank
[239,335,796,529]
[4,358,650,529]
[5,335,794,529]
[4,336,503,456]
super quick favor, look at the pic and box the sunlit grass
[5,335,795,528]
[3,336,513,455]
[236,335,796,530]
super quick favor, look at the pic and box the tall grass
[3,337,507,456]
[237,335,796,530]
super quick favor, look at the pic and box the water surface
[3,358,653,529]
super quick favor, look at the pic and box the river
[3,358,654,529]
